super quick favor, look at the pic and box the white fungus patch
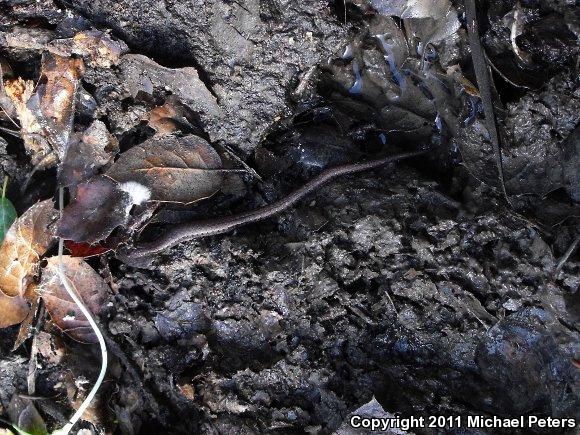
[119,182,151,206]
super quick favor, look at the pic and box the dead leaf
[369,0,460,43]
[106,134,223,204]
[119,54,222,141]
[3,76,49,164]
[178,384,196,401]
[12,284,39,347]
[59,120,119,189]
[0,291,30,328]
[35,330,65,365]
[57,176,134,244]
[40,256,109,343]
[48,30,128,68]
[4,52,85,166]
[147,97,194,136]
[0,199,58,298]
[30,51,85,160]
[64,240,110,258]
[7,395,48,435]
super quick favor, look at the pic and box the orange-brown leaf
[72,30,127,68]
[0,199,58,298]
[105,134,223,204]
[32,52,85,160]
[0,292,30,328]
[12,284,39,348]
[4,77,50,164]
[40,256,109,343]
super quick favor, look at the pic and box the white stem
[54,188,108,435]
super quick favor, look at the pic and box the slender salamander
[124,149,426,259]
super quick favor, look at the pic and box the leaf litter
[0,1,577,433]
[39,256,109,343]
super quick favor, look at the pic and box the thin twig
[26,304,46,396]
[2,176,7,198]
[465,0,510,205]
[554,234,580,277]
[0,125,20,137]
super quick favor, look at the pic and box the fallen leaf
[3,76,49,165]
[4,52,85,166]
[7,395,48,435]
[12,284,39,348]
[57,176,134,244]
[0,199,58,298]
[74,30,127,67]
[40,256,109,343]
[119,54,222,141]
[106,134,223,204]
[48,30,128,68]
[178,384,196,401]
[0,291,30,328]
[0,196,17,244]
[369,0,460,44]
[147,97,194,136]
[64,240,110,258]
[59,120,119,189]
[30,51,85,160]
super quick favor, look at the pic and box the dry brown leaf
[11,283,39,347]
[147,100,182,136]
[145,96,196,136]
[48,30,128,68]
[31,52,85,160]
[72,30,127,68]
[4,52,85,166]
[0,291,30,328]
[0,199,58,298]
[3,76,49,163]
[57,176,135,244]
[59,120,119,189]
[40,256,109,343]
[106,134,224,204]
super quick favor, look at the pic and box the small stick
[26,304,46,396]
[554,234,580,277]
[2,176,7,198]
[465,0,510,205]
[126,150,426,259]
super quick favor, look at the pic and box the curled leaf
[12,284,39,349]
[146,96,194,136]
[106,134,223,204]
[3,76,49,165]
[4,52,85,166]
[30,52,85,160]
[0,199,58,298]
[40,256,109,343]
